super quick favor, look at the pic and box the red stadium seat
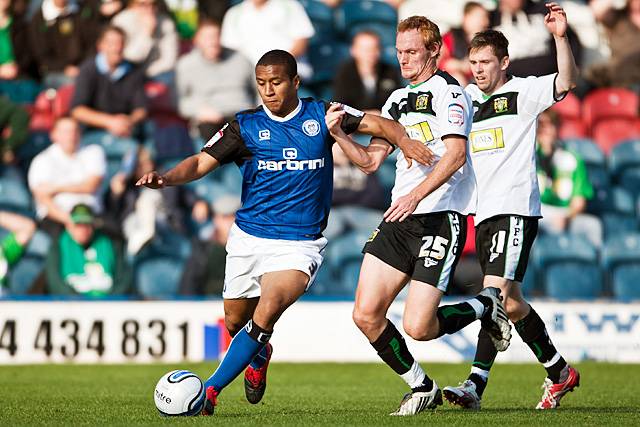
[551,91,581,120]
[592,118,640,153]
[53,84,75,118]
[558,118,588,139]
[583,88,639,132]
[29,89,56,131]
[145,81,175,114]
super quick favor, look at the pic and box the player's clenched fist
[136,171,166,188]
[325,103,346,137]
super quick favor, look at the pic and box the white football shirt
[465,74,561,224]
[381,70,476,216]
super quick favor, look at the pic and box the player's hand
[135,171,166,189]
[397,136,435,168]
[545,3,568,38]
[325,103,347,138]
[383,192,419,223]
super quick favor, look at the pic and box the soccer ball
[154,370,205,416]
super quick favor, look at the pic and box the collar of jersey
[480,74,515,100]
[262,99,302,122]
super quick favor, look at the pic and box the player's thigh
[402,280,443,339]
[475,215,538,283]
[354,253,409,318]
[223,297,259,335]
[252,269,310,330]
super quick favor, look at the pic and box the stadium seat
[588,185,635,216]
[220,165,243,196]
[308,41,350,84]
[0,79,41,104]
[24,230,51,257]
[551,91,581,120]
[532,234,602,299]
[562,138,606,168]
[135,255,184,298]
[29,88,57,131]
[326,229,370,271]
[592,118,640,153]
[0,175,32,212]
[377,161,396,193]
[602,233,640,300]
[16,132,51,171]
[81,131,138,160]
[145,81,175,114]
[582,88,639,131]
[337,0,398,32]
[8,254,44,295]
[601,213,638,240]
[299,0,336,44]
[609,139,640,197]
[520,259,537,296]
[53,84,74,118]
[306,263,338,296]
[558,118,588,139]
[338,259,363,295]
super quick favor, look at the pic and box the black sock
[371,320,415,375]
[436,301,482,337]
[514,306,567,383]
[467,328,498,397]
[370,320,434,391]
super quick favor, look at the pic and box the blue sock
[204,320,271,393]
[249,345,270,369]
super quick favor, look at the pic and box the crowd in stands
[0,0,639,300]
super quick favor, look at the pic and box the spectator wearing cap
[176,19,255,141]
[45,203,131,296]
[179,195,240,296]
[71,25,147,140]
[28,116,106,233]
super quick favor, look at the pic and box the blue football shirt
[202,98,364,240]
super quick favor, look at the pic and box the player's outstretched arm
[356,113,434,167]
[326,104,391,174]
[136,152,220,189]
[545,2,578,97]
[384,136,466,222]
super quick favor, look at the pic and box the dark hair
[98,25,127,43]
[351,29,381,44]
[197,17,222,31]
[469,29,509,60]
[255,49,298,80]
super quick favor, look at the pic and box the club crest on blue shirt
[302,119,320,137]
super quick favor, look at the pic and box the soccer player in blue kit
[137,49,433,415]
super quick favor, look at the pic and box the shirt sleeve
[520,74,564,117]
[322,101,365,135]
[201,120,252,165]
[438,84,472,139]
[1,233,24,267]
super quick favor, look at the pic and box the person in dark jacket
[332,30,402,113]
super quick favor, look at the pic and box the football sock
[249,345,270,369]
[435,297,487,337]
[467,328,498,396]
[514,306,567,383]
[371,320,433,390]
[204,319,271,393]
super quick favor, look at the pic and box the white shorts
[223,223,328,299]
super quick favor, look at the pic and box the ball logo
[155,389,171,404]
[302,119,320,137]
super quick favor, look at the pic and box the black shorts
[475,215,538,282]
[363,211,467,293]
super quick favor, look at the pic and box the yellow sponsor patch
[405,121,434,144]
[367,228,380,243]
[470,127,505,153]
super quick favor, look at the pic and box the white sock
[470,366,490,381]
[468,298,486,319]
[400,361,426,389]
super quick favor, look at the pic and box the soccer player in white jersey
[325,16,511,416]
[442,3,580,411]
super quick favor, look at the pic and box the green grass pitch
[1,362,639,426]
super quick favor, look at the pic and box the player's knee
[224,315,247,337]
[403,320,438,341]
[352,305,382,335]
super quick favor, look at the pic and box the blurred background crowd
[0,0,639,301]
